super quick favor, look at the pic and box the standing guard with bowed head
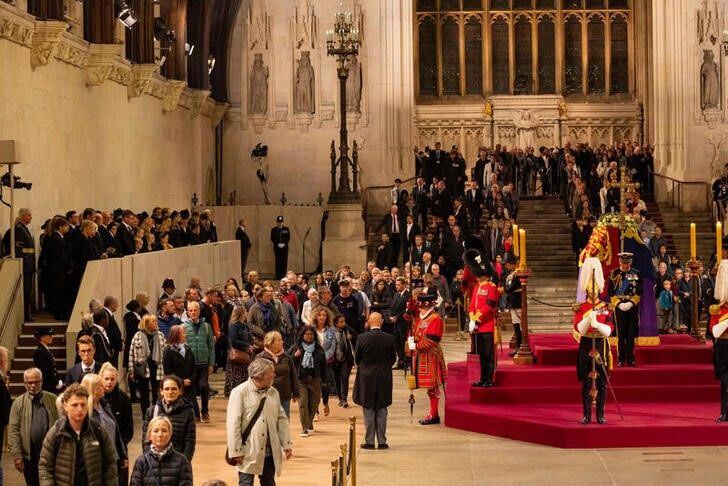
[709,260,728,422]
[574,257,614,425]
[608,252,642,367]
[463,248,500,388]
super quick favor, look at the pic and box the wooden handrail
[649,170,712,221]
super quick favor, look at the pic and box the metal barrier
[330,417,357,486]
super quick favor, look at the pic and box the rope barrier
[527,295,575,309]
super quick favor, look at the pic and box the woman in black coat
[225,306,252,396]
[124,299,142,402]
[131,415,193,486]
[100,363,134,449]
[288,325,327,437]
[162,325,196,405]
[142,375,196,461]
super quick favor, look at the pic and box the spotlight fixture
[185,43,195,56]
[153,17,176,43]
[116,0,138,28]
[207,55,216,74]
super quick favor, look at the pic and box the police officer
[270,215,290,279]
[608,252,643,367]
[712,163,728,221]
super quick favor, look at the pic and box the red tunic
[413,310,447,389]
[468,281,500,333]
[709,304,728,337]
[572,301,614,338]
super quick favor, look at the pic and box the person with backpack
[38,384,118,485]
[131,416,193,486]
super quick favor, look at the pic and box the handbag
[228,347,252,366]
[225,396,267,466]
[132,362,147,379]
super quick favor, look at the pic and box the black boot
[581,397,592,425]
[581,413,592,425]
[719,384,728,423]
[596,390,607,424]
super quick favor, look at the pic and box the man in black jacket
[353,313,397,449]
[270,215,290,279]
[65,336,102,385]
[103,296,124,366]
[375,205,405,267]
[32,327,63,393]
[116,209,137,256]
[235,218,252,276]
[388,278,411,370]
[46,217,73,320]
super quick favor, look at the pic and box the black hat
[417,293,437,305]
[162,278,175,290]
[618,252,634,263]
[34,327,54,339]
[462,235,486,253]
[394,178,402,184]
[276,215,284,223]
[463,249,493,278]
[411,278,425,288]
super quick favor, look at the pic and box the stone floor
[4,332,728,485]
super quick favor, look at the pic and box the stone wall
[0,2,221,232]
[651,0,728,201]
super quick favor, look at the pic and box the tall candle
[718,221,723,262]
[690,223,696,260]
[519,229,527,270]
[512,224,519,256]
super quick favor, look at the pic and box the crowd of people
[1,206,220,322]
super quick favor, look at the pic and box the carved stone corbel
[128,64,159,99]
[54,31,89,68]
[162,80,187,112]
[188,89,211,118]
[209,101,229,128]
[85,43,124,86]
[30,20,68,69]
[0,2,35,47]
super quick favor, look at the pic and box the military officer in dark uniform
[608,252,643,367]
[713,163,728,222]
[32,326,63,393]
[14,208,36,321]
[271,215,290,279]
[503,254,522,357]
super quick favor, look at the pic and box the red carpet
[444,333,728,448]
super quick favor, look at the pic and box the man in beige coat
[227,359,293,486]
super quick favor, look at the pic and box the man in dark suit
[430,180,451,219]
[32,327,62,393]
[374,205,404,267]
[270,215,290,279]
[410,234,426,267]
[445,148,467,198]
[465,181,485,232]
[375,234,395,270]
[103,296,124,366]
[65,335,102,385]
[235,218,252,276]
[484,220,503,261]
[353,313,397,449]
[72,220,103,299]
[412,177,429,229]
[13,208,36,321]
[46,217,73,320]
[387,278,411,370]
[116,209,137,256]
[428,141,446,182]
[402,214,420,264]
[452,198,469,235]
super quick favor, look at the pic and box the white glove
[407,336,416,351]
[277,243,286,248]
[468,320,476,333]
[589,312,599,327]
[56,380,63,390]
[618,302,634,312]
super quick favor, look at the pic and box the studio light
[153,17,176,43]
[185,43,195,56]
[208,55,216,74]
[116,0,138,28]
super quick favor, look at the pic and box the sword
[597,357,625,421]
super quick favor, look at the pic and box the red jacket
[573,301,614,338]
[468,281,500,333]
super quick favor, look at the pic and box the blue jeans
[281,399,290,418]
[238,454,276,486]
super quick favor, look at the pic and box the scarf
[265,348,284,363]
[259,302,275,330]
[150,442,173,460]
[301,341,316,369]
[138,330,163,364]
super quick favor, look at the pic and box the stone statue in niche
[514,110,537,149]
[346,55,362,113]
[249,53,269,115]
[295,51,315,114]
[701,49,720,110]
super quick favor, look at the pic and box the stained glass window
[537,17,556,93]
[491,17,510,94]
[465,17,484,94]
[418,17,437,95]
[514,17,533,94]
[442,17,461,95]
[610,16,628,93]
[587,17,605,93]
[564,16,582,94]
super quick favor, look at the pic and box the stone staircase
[517,197,578,330]
[646,201,714,263]
[9,318,67,396]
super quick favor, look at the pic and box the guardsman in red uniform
[409,293,447,425]
[709,260,728,422]
[464,249,500,388]
[574,257,614,424]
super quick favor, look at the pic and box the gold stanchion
[337,452,345,486]
[349,416,357,486]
